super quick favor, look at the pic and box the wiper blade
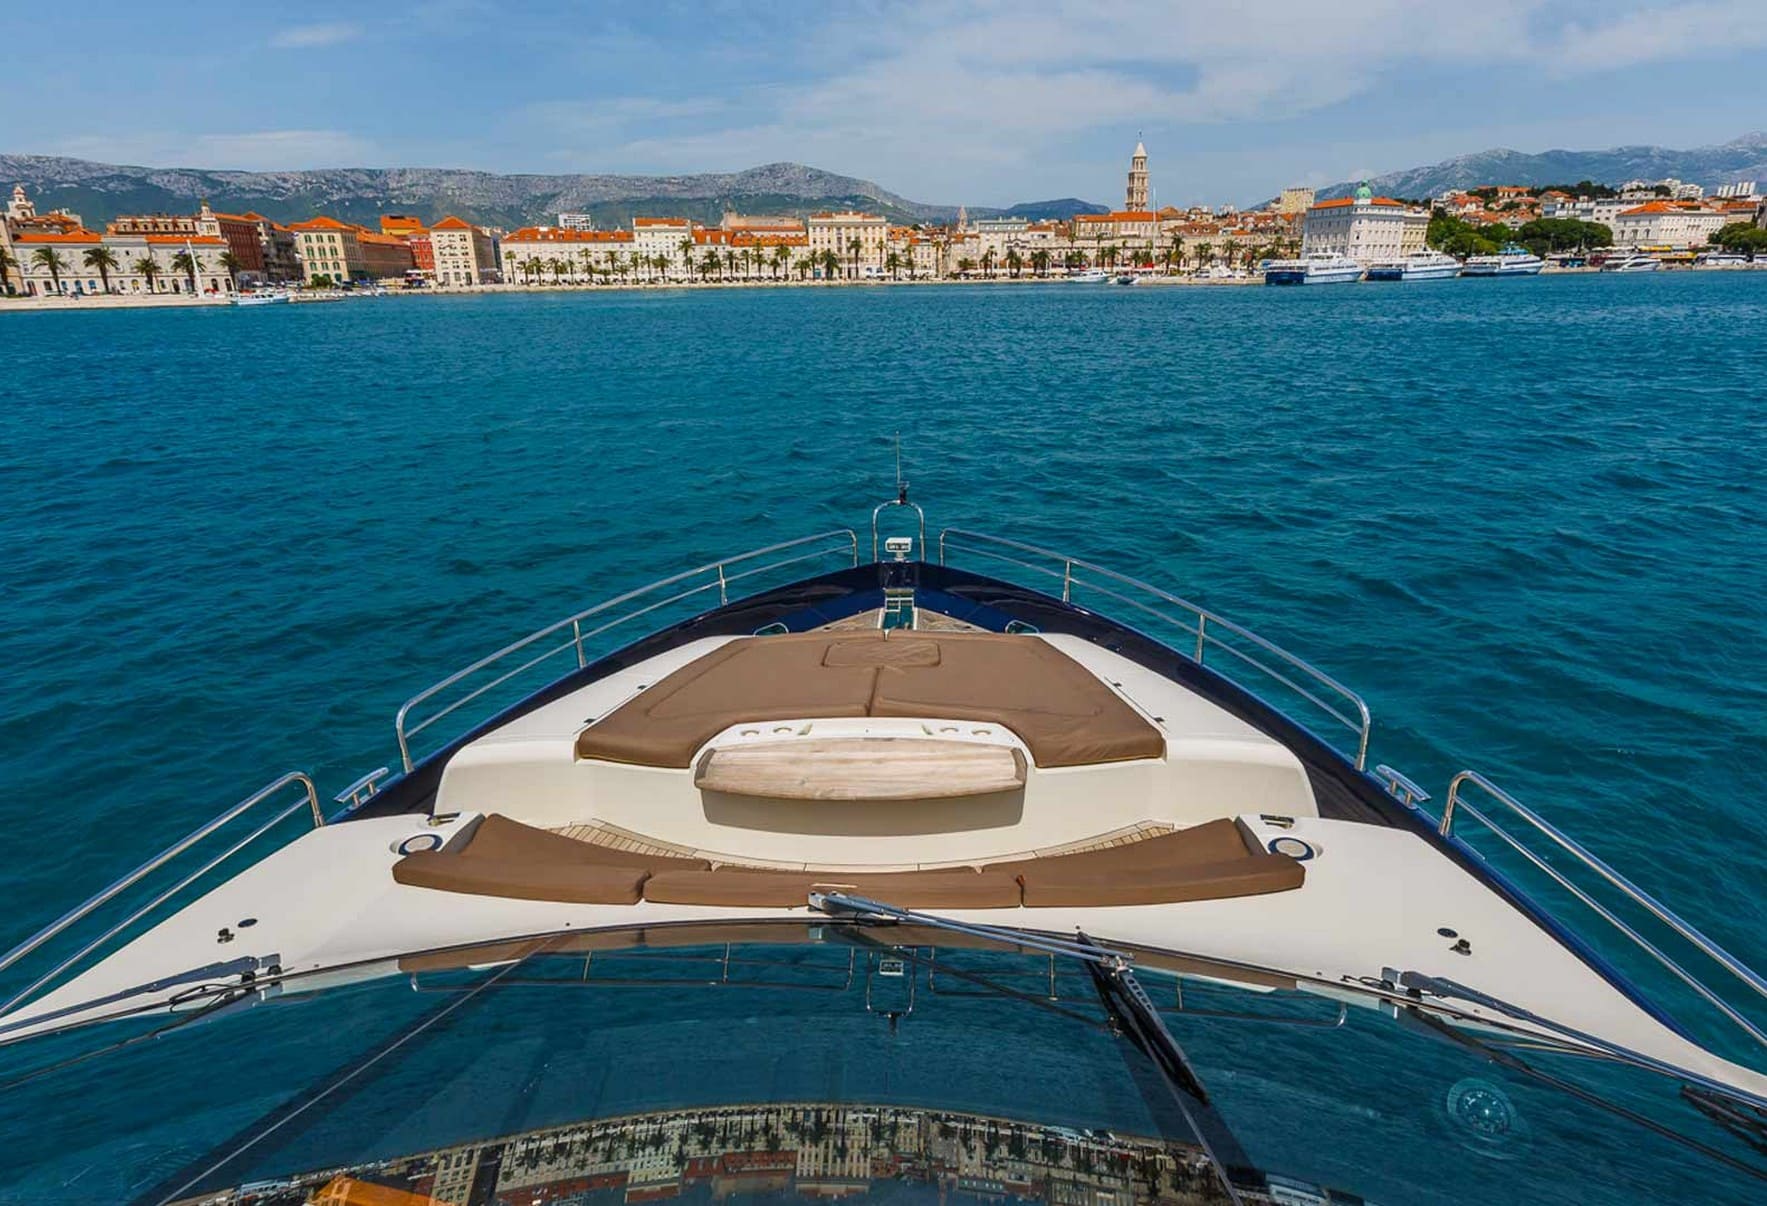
[1391,969,1767,1115]
[1077,932,1249,1206]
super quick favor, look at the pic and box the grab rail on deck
[936,528,1371,770]
[0,771,322,1016]
[1441,770,1767,1051]
[395,529,860,772]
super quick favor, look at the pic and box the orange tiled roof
[358,231,411,248]
[11,228,103,243]
[288,215,361,232]
[1075,211,1158,223]
[430,215,474,231]
[633,216,690,227]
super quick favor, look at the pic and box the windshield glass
[2,925,1762,1205]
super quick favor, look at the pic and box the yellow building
[807,211,887,277]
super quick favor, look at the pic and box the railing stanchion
[1195,615,1207,664]
[717,564,728,606]
[572,619,586,669]
[1061,560,1072,603]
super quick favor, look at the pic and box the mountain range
[0,154,1107,230]
[1315,132,1767,201]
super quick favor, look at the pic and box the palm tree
[677,236,695,280]
[31,247,68,293]
[1101,244,1119,270]
[771,245,790,280]
[0,245,16,295]
[1004,248,1023,278]
[217,250,242,291]
[82,246,120,293]
[847,236,863,279]
[956,256,976,277]
[980,248,996,278]
[549,257,567,283]
[1030,248,1050,277]
[883,250,902,280]
[723,249,737,279]
[133,254,160,292]
[170,250,198,293]
[1196,242,1214,270]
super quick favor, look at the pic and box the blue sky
[4,1,1764,207]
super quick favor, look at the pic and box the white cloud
[270,22,363,49]
[1550,1,1767,71]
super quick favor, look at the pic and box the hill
[1315,132,1767,200]
[0,154,1104,229]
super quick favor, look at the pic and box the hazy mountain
[1316,132,1767,200]
[0,154,1094,229]
[996,198,1110,220]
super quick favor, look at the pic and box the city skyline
[6,1,1767,207]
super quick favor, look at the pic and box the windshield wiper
[809,892,1251,1204]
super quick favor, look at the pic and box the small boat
[1601,253,1662,273]
[4,492,1766,1203]
[1112,273,1138,285]
[1263,253,1363,285]
[1069,269,1108,283]
[1462,245,1545,277]
[1365,251,1462,281]
[231,288,290,306]
[1692,253,1752,270]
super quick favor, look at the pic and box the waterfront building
[807,211,888,277]
[1302,183,1427,264]
[720,213,806,235]
[287,215,416,284]
[1276,187,1315,215]
[557,212,597,231]
[1714,181,1759,201]
[501,226,635,281]
[429,215,500,285]
[1126,140,1150,210]
[1540,195,1629,232]
[632,216,694,277]
[1071,210,1160,262]
[3,185,235,296]
[1611,200,1728,249]
[379,215,434,278]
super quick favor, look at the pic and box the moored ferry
[2,492,1764,1203]
[1602,253,1663,273]
[1462,244,1545,276]
[1365,250,1463,281]
[1262,252,1363,285]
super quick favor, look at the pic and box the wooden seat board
[694,737,1027,802]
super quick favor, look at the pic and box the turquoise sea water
[1,275,1764,1198]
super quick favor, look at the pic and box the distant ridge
[1315,132,1767,200]
[0,153,1103,229]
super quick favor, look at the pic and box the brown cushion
[395,854,648,905]
[641,867,1024,909]
[576,634,876,768]
[998,819,1305,907]
[574,631,1163,770]
[392,814,709,904]
[1017,854,1303,908]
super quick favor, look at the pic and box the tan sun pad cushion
[392,814,710,905]
[574,631,1162,769]
[991,818,1305,907]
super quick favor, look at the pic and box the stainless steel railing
[395,529,860,771]
[937,528,1372,769]
[0,771,322,1016]
[1440,770,1767,1051]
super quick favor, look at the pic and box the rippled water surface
[1,275,1764,1198]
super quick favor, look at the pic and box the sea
[0,273,1764,1202]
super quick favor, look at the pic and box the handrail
[937,528,1371,769]
[0,771,321,1014]
[395,529,860,771]
[1441,770,1767,1050]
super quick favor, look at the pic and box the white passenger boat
[1365,251,1463,281]
[1262,253,1364,285]
[3,492,1765,1202]
[1602,253,1663,273]
[1070,269,1109,283]
[1461,245,1545,276]
[230,288,290,306]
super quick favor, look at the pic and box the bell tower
[1126,140,1149,211]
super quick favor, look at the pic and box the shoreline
[2,263,1749,313]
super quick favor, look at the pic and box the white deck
[6,807,1762,1106]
